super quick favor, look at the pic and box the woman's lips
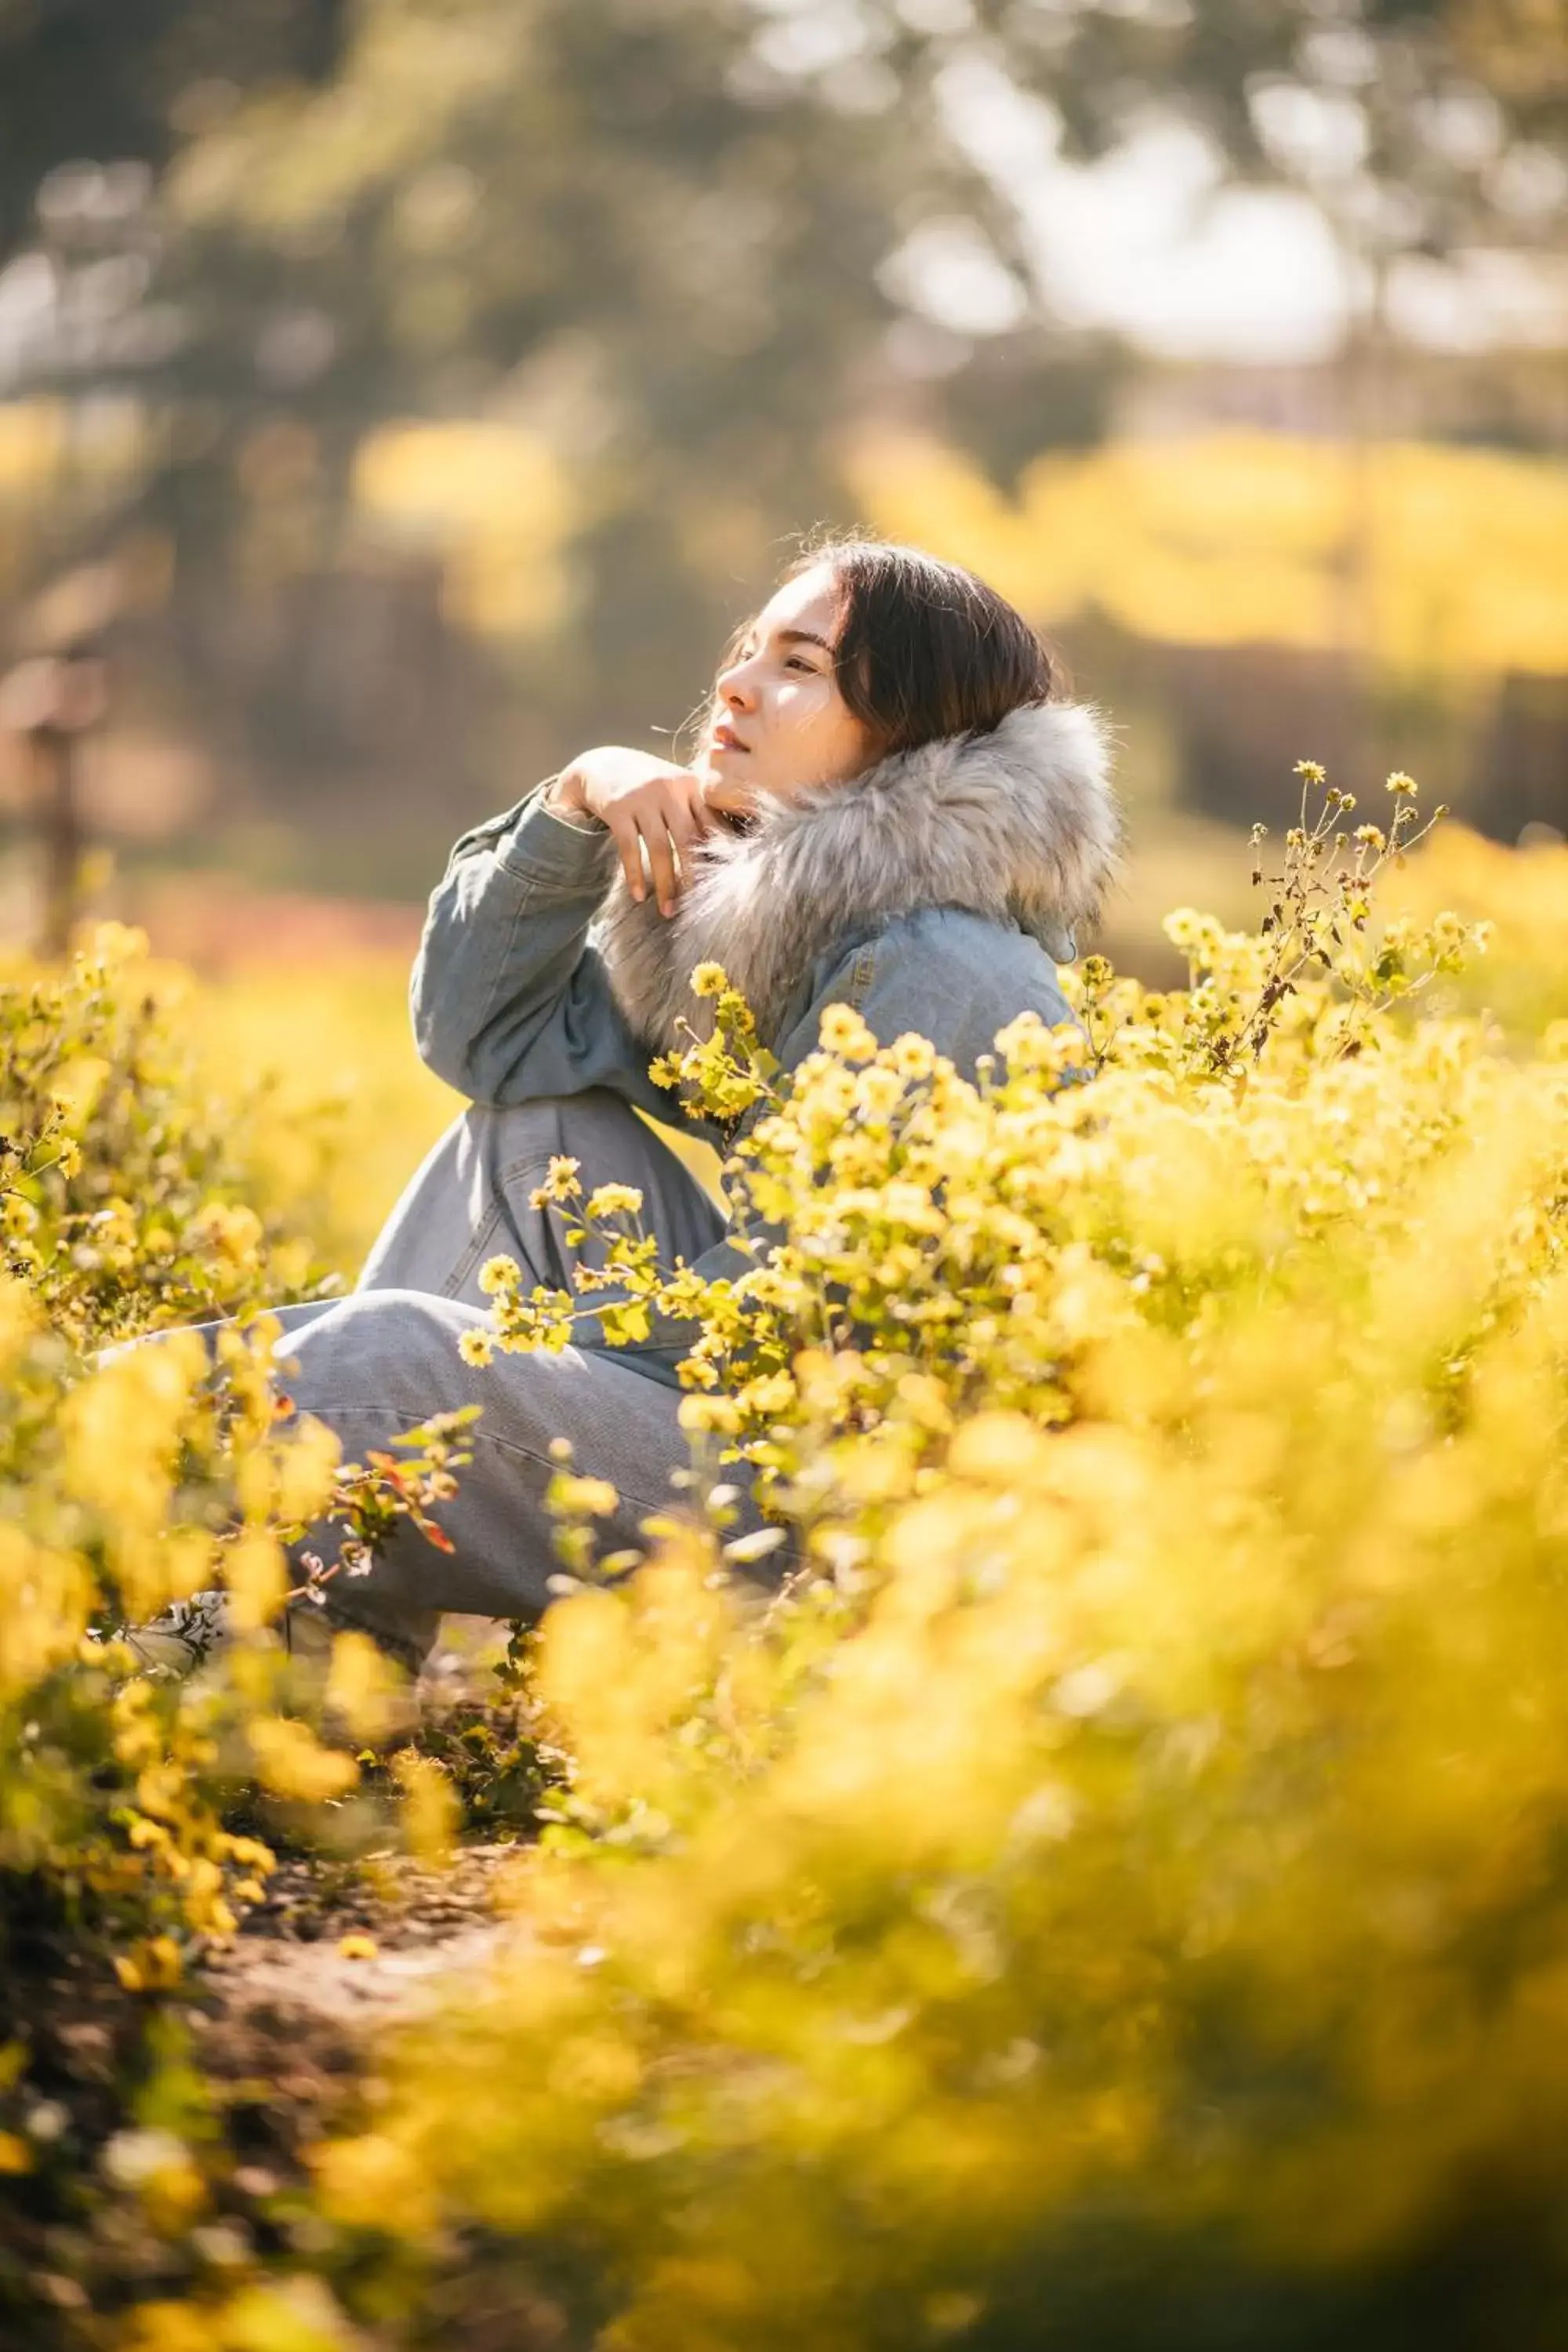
[710,722,750,754]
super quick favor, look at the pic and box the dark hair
[789,537,1057,757]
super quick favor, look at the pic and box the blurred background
[0,0,1563,1250]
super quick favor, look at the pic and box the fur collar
[591,699,1120,1056]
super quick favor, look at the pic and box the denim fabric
[358,1085,727,1312]
[175,1094,769,1665]
[122,774,1087,1661]
[410,786,1081,1384]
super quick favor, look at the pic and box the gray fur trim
[591,699,1120,1056]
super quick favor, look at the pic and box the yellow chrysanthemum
[586,1182,644,1220]
[818,1004,877,1061]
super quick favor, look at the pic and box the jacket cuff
[493,784,617,888]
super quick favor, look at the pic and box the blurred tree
[139,0,1566,710]
[0,0,353,720]
[140,0,1008,734]
[0,0,1560,852]
[0,1,347,266]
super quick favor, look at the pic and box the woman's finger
[663,789,709,866]
[607,812,646,902]
[609,774,709,909]
[638,806,681,918]
[664,806,703,907]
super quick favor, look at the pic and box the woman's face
[694,562,875,814]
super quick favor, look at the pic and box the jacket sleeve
[587,909,1085,1391]
[410,783,701,1131]
[767,908,1083,1091]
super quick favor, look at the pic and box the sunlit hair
[702,537,1060,766]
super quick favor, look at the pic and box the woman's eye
[785,656,818,674]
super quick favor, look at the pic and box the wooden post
[0,648,108,957]
[37,717,82,960]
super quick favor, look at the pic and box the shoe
[105,1589,336,1677]
[114,1588,241,1675]
[101,1589,419,1744]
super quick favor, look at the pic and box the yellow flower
[248,1716,359,1804]
[553,1473,619,1517]
[586,1182,644,1220]
[690,962,729,998]
[314,2132,437,2231]
[1387,769,1419,796]
[678,1393,743,1436]
[392,1749,459,1865]
[737,1370,796,1417]
[187,1200,263,1260]
[338,1933,379,1961]
[887,1033,936,1080]
[818,1004,877,1061]
[458,1327,495,1367]
[531,1155,581,1206]
[854,1066,906,1120]
[478,1254,521,1296]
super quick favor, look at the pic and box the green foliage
[304,775,1568,2347]
[0,924,472,1982]
[13,793,1568,2347]
[0,923,342,1349]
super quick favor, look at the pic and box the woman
[129,539,1120,1675]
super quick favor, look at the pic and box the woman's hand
[548,747,713,918]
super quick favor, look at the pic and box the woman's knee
[273,1287,482,1416]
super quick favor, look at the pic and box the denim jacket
[411,701,1120,1383]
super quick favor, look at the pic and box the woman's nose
[718,659,757,709]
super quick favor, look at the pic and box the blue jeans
[245,1091,757,1664]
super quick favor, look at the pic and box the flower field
[7,779,1568,2348]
